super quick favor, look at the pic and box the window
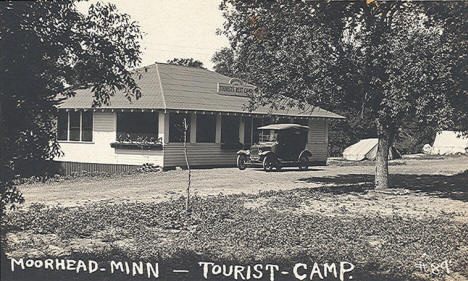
[169,113,190,143]
[196,115,216,143]
[221,116,239,144]
[82,111,93,141]
[252,117,271,144]
[117,112,158,142]
[259,130,278,142]
[57,111,68,140]
[69,111,81,141]
[56,110,93,142]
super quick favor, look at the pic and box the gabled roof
[58,63,344,119]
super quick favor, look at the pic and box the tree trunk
[375,135,390,189]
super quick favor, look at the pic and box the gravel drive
[18,155,468,207]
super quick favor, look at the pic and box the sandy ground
[17,156,468,219]
[6,156,467,281]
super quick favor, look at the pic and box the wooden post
[215,114,222,144]
[158,112,166,144]
[239,118,245,145]
[190,112,197,143]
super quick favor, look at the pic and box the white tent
[431,131,468,155]
[343,138,401,161]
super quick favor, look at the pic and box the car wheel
[298,156,309,171]
[237,155,247,170]
[276,162,282,172]
[263,155,275,172]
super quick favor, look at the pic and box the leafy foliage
[328,110,377,156]
[211,47,236,76]
[217,0,466,188]
[167,57,205,69]
[328,111,437,156]
[0,1,143,215]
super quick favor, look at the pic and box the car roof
[257,123,310,131]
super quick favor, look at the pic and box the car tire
[237,154,247,170]
[276,162,282,172]
[298,156,309,171]
[263,155,275,172]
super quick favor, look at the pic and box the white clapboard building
[55,63,344,173]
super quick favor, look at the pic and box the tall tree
[0,1,143,216]
[167,58,205,68]
[219,0,464,189]
[424,2,468,134]
[211,47,235,76]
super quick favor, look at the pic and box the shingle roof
[58,63,344,119]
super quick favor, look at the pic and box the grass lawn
[3,171,468,281]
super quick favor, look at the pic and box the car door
[289,129,305,160]
[277,130,296,161]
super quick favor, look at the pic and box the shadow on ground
[297,170,468,202]
[251,168,324,172]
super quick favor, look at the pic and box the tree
[0,1,143,216]
[219,0,464,189]
[183,118,191,215]
[167,58,205,68]
[424,2,468,134]
[211,47,235,76]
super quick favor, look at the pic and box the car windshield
[259,130,278,142]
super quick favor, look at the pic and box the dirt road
[18,155,467,207]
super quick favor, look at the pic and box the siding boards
[306,143,328,163]
[115,149,164,166]
[163,143,237,167]
[308,119,326,143]
[56,161,139,175]
[163,119,329,167]
[307,119,328,163]
[163,142,328,167]
[94,112,115,132]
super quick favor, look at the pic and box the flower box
[110,142,163,150]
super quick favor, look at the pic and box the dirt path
[18,156,467,208]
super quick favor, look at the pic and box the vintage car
[236,123,312,171]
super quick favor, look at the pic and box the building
[55,63,344,173]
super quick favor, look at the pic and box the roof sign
[217,78,255,97]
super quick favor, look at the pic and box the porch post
[215,114,222,144]
[159,111,169,144]
[239,117,245,144]
[250,117,254,145]
[190,112,197,143]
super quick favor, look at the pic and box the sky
[76,0,230,70]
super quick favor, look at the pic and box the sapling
[183,117,191,215]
